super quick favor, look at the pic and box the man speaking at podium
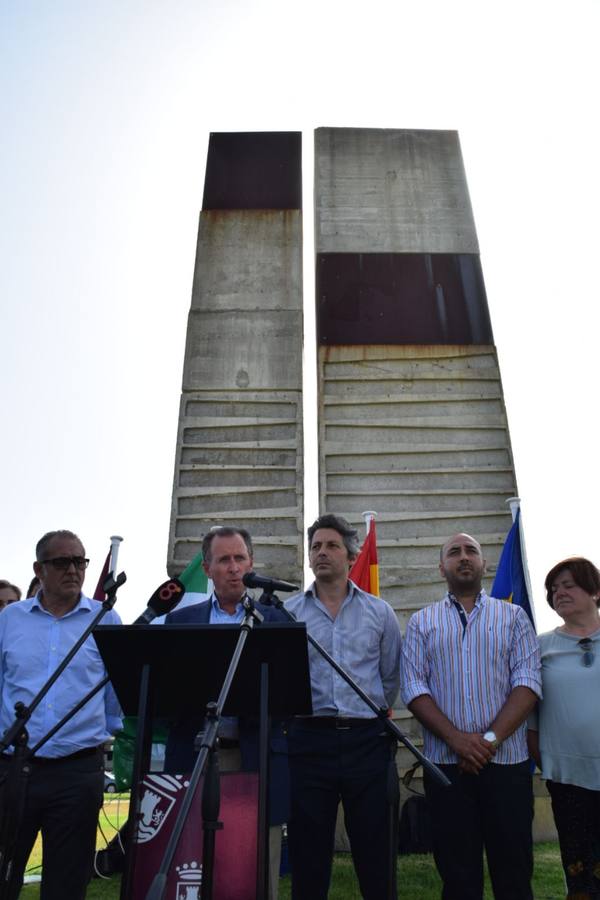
[0,529,122,900]
[164,526,289,900]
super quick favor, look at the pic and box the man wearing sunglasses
[0,529,122,899]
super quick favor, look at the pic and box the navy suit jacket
[163,598,289,824]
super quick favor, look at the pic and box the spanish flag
[350,519,380,596]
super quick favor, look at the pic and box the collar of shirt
[303,580,354,617]
[29,592,91,618]
[209,592,246,623]
[444,589,486,610]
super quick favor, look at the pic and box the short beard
[446,572,483,596]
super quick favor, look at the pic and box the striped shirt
[401,590,541,764]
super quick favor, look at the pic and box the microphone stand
[146,596,266,900]
[29,677,110,757]
[258,588,449,785]
[258,588,451,900]
[28,595,183,758]
[17,593,190,892]
[0,572,126,900]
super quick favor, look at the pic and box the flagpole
[507,496,520,523]
[109,535,123,576]
[355,510,380,597]
[361,510,377,536]
[506,497,536,628]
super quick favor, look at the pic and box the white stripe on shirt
[400,590,541,764]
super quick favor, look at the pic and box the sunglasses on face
[41,557,90,571]
[578,637,595,668]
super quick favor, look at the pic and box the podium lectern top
[93,622,312,718]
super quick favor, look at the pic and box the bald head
[440,533,483,562]
[439,533,486,599]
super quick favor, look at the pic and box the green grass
[277,845,565,899]
[20,824,565,898]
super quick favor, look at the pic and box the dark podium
[94,622,311,900]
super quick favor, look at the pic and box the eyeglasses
[578,638,595,668]
[41,557,90,571]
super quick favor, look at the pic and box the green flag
[180,551,208,593]
[179,551,210,603]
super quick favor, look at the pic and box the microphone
[242,572,299,594]
[134,578,185,624]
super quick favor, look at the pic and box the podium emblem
[134,774,189,844]
[175,860,202,899]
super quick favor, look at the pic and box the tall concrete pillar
[314,128,518,751]
[168,132,304,584]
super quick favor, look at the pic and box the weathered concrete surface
[315,128,479,254]
[314,129,517,646]
[319,344,516,627]
[169,206,303,581]
[190,212,302,314]
[315,131,526,847]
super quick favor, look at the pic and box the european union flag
[491,509,536,627]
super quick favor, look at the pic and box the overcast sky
[1,0,598,630]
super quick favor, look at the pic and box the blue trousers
[287,718,398,900]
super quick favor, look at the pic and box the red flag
[349,520,380,596]
[93,550,111,600]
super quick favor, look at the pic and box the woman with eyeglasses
[527,556,600,899]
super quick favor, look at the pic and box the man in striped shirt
[401,533,541,900]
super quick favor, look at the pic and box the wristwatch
[483,730,499,749]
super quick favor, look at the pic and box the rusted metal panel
[203,132,302,210]
[317,252,492,345]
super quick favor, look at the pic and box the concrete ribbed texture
[168,135,303,583]
[314,128,518,764]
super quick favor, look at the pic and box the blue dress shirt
[285,580,402,716]
[0,593,122,757]
[208,592,246,625]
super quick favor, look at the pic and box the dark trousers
[547,779,600,899]
[0,752,104,900]
[424,760,533,900]
[287,718,398,900]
